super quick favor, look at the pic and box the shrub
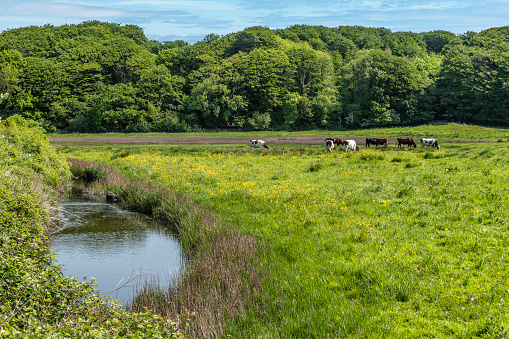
[0,118,185,338]
[0,115,70,187]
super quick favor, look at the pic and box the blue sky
[0,0,507,43]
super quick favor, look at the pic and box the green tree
[336,26,389,50]
[284,42,339,127]
[434,45,475,121]
[341,49,426,126]
[0,50,31,116]
[78,83,142,132]
[384,32,426,58]
[422,30,460,54]
[229,26,280,55]
[237,48,292,126]
[436,44,509,124]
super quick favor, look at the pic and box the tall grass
[68,158,264,338]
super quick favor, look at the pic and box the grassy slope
[58,124,509,338]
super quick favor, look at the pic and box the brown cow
[397,137,417,148]
[375,138,388,148]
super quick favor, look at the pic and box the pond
[50,190,183,305]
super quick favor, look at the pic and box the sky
[0,0,508,44]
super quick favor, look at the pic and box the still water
[51,191,183,305]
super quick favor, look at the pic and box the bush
[0,115,71,187]
[0,117,185,337]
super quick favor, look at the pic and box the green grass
[58,125,509,338]
[50,123,509,142]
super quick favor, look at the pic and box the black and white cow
[421,138,440,150]
[249,139,270,149]
[325,139,334,152]
[342,139,358,152]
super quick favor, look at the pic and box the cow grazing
[249,139,270,149]
[397,137,417,149]
[365,138,377,147]
[326,137,343,146]
[421,138,440,150]
[342,139,357,152]
[325,139,334,152]
[375,138,388,148]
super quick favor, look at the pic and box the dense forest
[0,21,508,132]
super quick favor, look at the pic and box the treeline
[0,21,508,132]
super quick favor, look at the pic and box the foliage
[1,22,509,131]
[340,49,427,126]
[0,117,187,337]
[0,115,70,186]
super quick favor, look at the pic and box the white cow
[325,139,334,152]
[421,138,440,150]
[249,139,270,149]
[342,140,357,152]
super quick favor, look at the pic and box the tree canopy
[1,21,508,132]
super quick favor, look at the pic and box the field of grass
[51,123,509,142]
[58,124,509,337]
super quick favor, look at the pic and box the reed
[67,157,264,338]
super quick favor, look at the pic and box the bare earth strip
[50,136,492,146]
[50,136,371,145]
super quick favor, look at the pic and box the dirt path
[51,135,498,146]
[50,135,373,145]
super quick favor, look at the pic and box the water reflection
[51,191,183,305]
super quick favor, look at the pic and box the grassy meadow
[58,124,509,338]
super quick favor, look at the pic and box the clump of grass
[307,162,323,172]
[360,154,385,161]
[110,149,133,159]
[68,158,123,184]
[81,166,107,183]
[477,148,495,158]
[396,186,413,198]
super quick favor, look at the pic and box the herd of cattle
[249,137,441,152]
